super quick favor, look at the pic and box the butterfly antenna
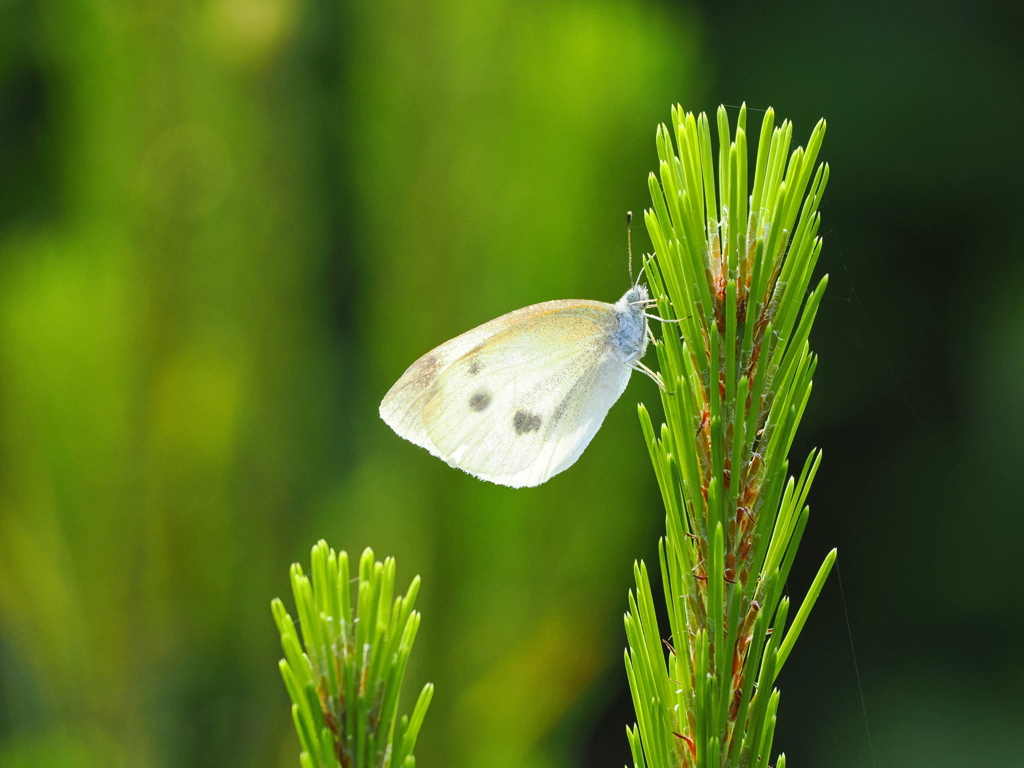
[626,211,635,284]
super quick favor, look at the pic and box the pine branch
[273,542,433,768]
[626,104,836,768]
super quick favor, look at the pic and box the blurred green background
[1,1,1022,767]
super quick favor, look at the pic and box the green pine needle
[626,104,835,768]
[272,541,432,768]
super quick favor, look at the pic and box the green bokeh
[0,1,698,767]
[1,1,1022,767]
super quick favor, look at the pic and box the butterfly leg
[644,313,685,324]
[632,360,667,391]
[646,314,685,345]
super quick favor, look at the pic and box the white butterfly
[379,282,662,488]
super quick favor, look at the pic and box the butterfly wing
[379,300,633,487]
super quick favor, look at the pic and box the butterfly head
[624,283,649,307]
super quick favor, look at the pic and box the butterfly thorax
[611,284,649,364]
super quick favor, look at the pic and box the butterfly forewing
[380,300,633,487]
[378,308,511,453]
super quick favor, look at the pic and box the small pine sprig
[272,541,433,768]
[625,104,837,768]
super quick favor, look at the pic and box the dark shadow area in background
[0,5,59,235]
[579,0,1024,764]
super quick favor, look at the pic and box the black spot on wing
[469,391,492,411]
[513,410,542,435]
[468,358,482,375]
